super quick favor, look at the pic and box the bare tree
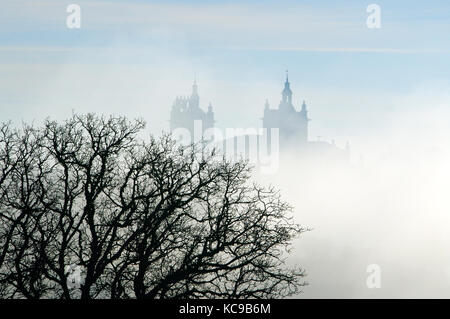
[0,114,307,299]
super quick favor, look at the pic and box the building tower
[262,72,309,149]
[170,79,214,138]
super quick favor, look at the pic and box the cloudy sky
[2,0,450,298]
[1,0,450,152]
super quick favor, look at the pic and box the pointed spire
[192,76,198,96]
[265,99,270,109]
[301,100,307,112]
[189,76,200,109]
[281,71,292,105]
[206,102,215,127]
[299,100,308,121]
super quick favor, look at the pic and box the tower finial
[192,74,198,96]
[301,100,307,111]
[281,70,292,104]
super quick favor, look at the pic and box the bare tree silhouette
[0,114,306,299]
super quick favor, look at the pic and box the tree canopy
[0,114,306,299]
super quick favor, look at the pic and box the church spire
[189,76,199,109]
[192,76,198,96]
[300,100,309,123]
[281,70,292,106]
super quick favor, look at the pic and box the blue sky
[1,0,450,153]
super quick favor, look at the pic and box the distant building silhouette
[170,73,349,167]
[170,79,214,136]
[263,72,309,149]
